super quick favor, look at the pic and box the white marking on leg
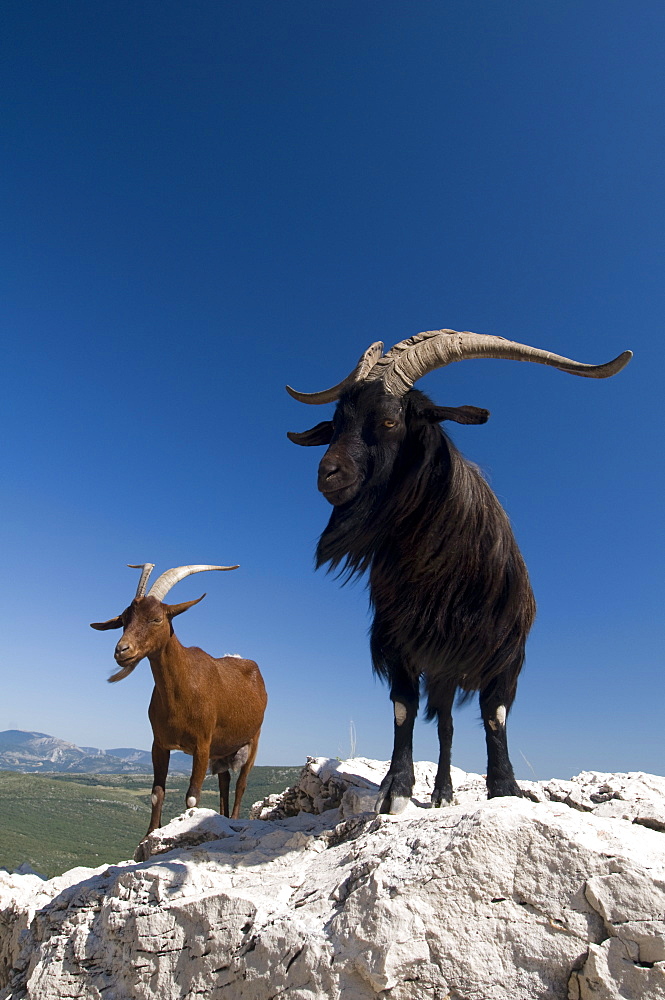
[187,796,197,808]
[489,705,507,730]
[151,793,159,807]
[394,701,407,726]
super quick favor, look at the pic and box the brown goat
[91,564,267,849]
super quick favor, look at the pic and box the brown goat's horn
[128,563,155,599]
[286,341,384,404]
[147,564,239,603]
[365,329,632,396]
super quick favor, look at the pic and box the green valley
[0,767,301,877]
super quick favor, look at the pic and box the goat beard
[316,480,388,581]
[108,662,139,683]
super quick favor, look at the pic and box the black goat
[287,329,631,813]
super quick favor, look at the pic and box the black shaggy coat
[318,389,535,705]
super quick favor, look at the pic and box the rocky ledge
[1,758,665,999]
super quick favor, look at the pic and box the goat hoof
[487,779,523,799]
[430,788,453,808]
[375,792,411,815]
[374,773,414,814]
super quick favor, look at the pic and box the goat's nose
[115,641,131,656]
[319,455,341,481]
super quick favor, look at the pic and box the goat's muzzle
[109,642,141,682]
[317,452,361,506]
[113,639,141,674]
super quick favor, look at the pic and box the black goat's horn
[147,564,239,603]
[286,341,384,404]
[365,329,632,395]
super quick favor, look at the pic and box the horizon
[1,2,662,781]
[0,728,300,769]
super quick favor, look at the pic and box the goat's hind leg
[375,666,419,815]
[427,681,456,808]
[479,675,522,799]
[217,769,231,817]
[230,733,260,819]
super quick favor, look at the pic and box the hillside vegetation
[0,767,301,877]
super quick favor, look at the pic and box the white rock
[1,759,665,999]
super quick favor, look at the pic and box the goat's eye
[151,618,163,624]
[383,419,397,429]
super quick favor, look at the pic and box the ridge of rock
[1,758,664,999]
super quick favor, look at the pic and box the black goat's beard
[316,478,391,582]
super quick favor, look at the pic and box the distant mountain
[106,747,153,767]
[0,730,191,773]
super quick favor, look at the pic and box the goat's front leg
[479,675,522,799]
[185,746,210,809]
[146,743,170,836]
[374,666,419,815]
[134,744,170,861]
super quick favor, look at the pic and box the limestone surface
[1,759,664,1000]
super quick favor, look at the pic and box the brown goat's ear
[90,616,124,630]
[164,594,206,618]
[287,422,334,446]
[425,405,490,425]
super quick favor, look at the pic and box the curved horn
[286,342,384,404]
[147,564,239,603]
[128,563,155,599]
[364,329,632,396]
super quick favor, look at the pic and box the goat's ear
[424,405,490,425]
[287,421,334,446]
[165,594,205,618]
[90,616,124,630]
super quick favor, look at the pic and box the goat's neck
[147,633,190,702]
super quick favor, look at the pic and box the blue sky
[1,2,662,778]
